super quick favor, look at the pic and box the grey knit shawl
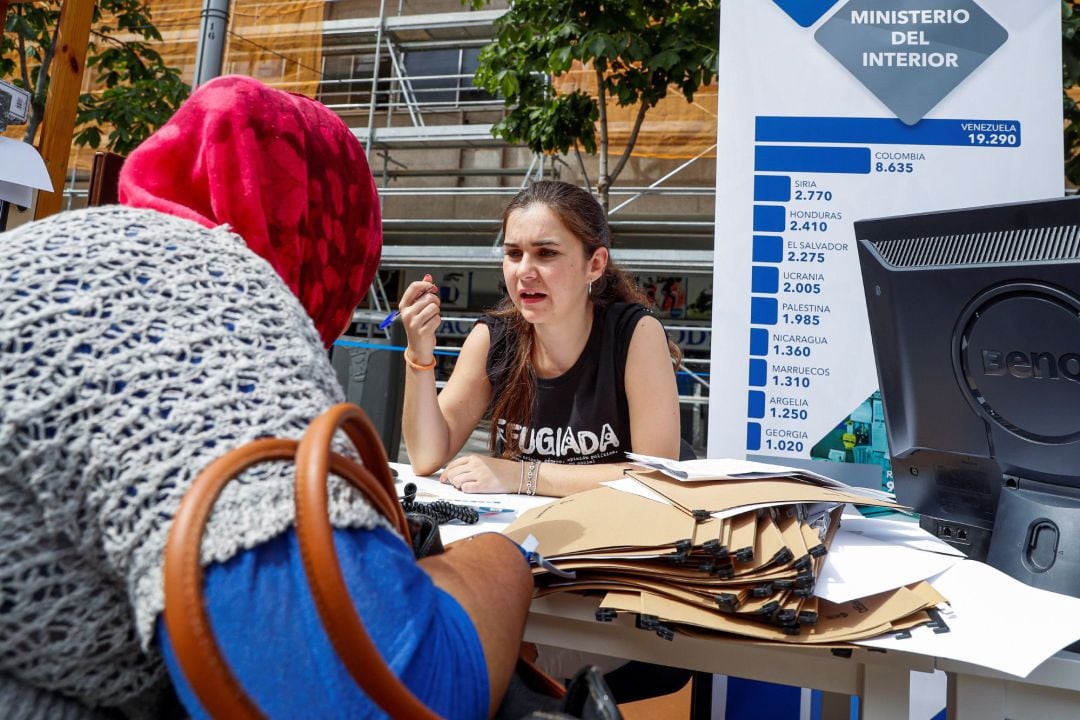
[0,206,384,717]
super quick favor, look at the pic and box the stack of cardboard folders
[505,459,949,646]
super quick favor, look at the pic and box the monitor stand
[986,482,1080,600]
[987,483,1080,655]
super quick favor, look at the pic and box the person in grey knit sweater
[0,76,531,719]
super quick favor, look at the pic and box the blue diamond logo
[815,0,1008,125]
[772,0,843,28]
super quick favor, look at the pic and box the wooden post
[33,0,94,220]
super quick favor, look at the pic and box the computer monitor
[855,196,1080,599]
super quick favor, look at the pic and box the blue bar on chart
[749,328,769,356]
[751,265,779,294]
[753,204,786,232]
[750,297,778,325]
[755,116,1022,147]
[746,421,762,451]
[755,145,871,174]
[752,235,784,263]
[754,174,792,201]
[748,358,767,387]
[747,390,766,419]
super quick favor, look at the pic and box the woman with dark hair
[0,76,530,719]
[399,179,684,495]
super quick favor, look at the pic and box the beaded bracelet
[403,350,436,371]
[525,459,539,496]
[516,459,526,495]
[531,461,542,496]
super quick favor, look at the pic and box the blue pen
[378,310,399,330]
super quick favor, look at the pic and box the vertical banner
[709,0,1062,490]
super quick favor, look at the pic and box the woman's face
[502,204,607,325]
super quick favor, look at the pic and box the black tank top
[481,302,651,465]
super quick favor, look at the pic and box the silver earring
[587,280,593,295]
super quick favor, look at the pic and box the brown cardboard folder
[504,472,943,645]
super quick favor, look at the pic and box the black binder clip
[808,543,828,558]
[926,608,951,634]
[831,648,853,658]
[692,509,711,522]
[654,624,675,641]
[750,582,774,598]
[670,539,692,563]
[714,593,739,612]
[636,614,661,631]
[712,562,735,579]
[774,608,797,626]
[793,554,813,573]
[734,546,754,563]
[757,600,780,616]
[702,539,727,557]
[595,607,618,623]
[797,610,818,625]
[893,629,912,640]
[771,547,794,565]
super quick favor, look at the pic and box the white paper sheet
[389,461,554,541]
[601,477,674,506]
[816,526,964,603]
[837,515,966,557]
[857,560,1080,678]
[625,452,896,503]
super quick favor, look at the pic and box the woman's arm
[441,454,635,497]
[625,314,682,459]
[402,318,493,475]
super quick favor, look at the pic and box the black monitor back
[856,197,1080,598]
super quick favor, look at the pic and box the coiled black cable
[401,482,480,525]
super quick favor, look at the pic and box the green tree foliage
[465,0,718,211]
[1063,1,1080,184]
[1,1,188,155]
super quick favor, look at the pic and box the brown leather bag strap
[162,403,433,718]
[295,403,441,720]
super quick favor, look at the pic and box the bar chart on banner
[744,115,1022,490]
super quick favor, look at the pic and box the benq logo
[981,350,1080,382]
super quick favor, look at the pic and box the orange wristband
[404,350,436,371]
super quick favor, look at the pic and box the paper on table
[601,477,674,506]
[857,559,1080,678]
[816,526,964,603]
[837,515,965,557]
[625,452,896,503]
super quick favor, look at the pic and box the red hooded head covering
[118,75,381,347]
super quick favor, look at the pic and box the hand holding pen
[380,273,433,329]
[394,273,441,369]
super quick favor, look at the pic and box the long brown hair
[486,180,682,457]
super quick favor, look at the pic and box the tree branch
[608,98,649,185]
[573,141,591,189]
[23,11,61,144]
[594,63,610,209]
[16,7,31,91]
[35,18,61,100]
